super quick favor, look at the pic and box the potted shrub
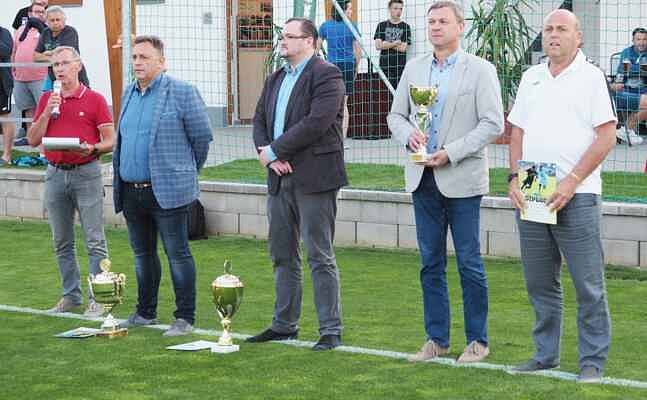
[465,0,538,144]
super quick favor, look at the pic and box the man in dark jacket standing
[247,17,347,351]
[0,25,15,165]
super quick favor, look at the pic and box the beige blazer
[387,49,504,196]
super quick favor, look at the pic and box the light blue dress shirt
[427,51,458,153]
[119,73,162,182]
[266,56,312,162]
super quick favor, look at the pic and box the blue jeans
[121,184,196,324]
[44,161,108,304]
[516,194,611,370]
[412,169,488,348]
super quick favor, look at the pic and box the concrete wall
[2,168,646,268]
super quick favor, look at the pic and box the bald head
[542,9,582,66]
[544,9,580,31]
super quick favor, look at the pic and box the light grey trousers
[517,194,611,370]
[267,175,342,336]
[44,161,108,304]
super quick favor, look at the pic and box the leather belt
[125,182,152,189]
[50,158,97,170]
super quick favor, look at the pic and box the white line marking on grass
[2,304,646,389]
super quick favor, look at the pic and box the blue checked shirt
[118,74,162,182]
[266,56,312,162]
[427,51,458,153]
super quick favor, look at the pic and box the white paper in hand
[42,137,81,151]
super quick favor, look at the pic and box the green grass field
[2,220,647,399]
[199,159,647,203]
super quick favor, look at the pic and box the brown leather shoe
[408,340,450,362]
[457,340,489,363]
[48,297,81,313]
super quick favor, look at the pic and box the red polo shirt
[34,84,113,165]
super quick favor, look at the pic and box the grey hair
[51,46,81,61]
[427,0,464,23]
[46,5,66,18]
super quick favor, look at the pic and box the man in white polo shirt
[507,10,616,384]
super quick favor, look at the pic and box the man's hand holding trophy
[409,84,439,164]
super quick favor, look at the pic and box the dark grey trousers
[517,194,611,370]
[267,175,342,336]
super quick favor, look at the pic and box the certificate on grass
[166,340,219,351]
[42,137,81,151]
[518,160,557,225]
[55,327,101,338]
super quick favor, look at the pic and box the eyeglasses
[52,59,80,68]
[277,34,310,41]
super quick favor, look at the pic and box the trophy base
[96,328,128,338]
[410,152,429,164]
[211,344,239,354]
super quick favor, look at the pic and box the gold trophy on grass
[88,259,127,338]
[211,260,244,353]
[409,84,439,163]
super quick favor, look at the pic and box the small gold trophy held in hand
[88,259,127,338]
[409,84,439,163]
[211,260,244,353]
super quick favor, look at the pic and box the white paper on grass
[54,327,102,338]
[42,137,81,150]
[165,340,220,351]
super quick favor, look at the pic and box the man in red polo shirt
[27,46,115,316]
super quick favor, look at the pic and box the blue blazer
[113,73,213,212]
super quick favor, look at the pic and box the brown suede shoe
[457,340,489,363]
[48,297,81,313]
[408,340,450,362]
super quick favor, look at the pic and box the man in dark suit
[247,17,347,351]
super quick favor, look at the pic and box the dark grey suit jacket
[253,56,348,195]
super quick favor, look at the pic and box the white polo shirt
[508,50,617,194]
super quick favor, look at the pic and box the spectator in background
[0,25,15,166]
[374,0,411,92]
[12,3,48,146]
[609,27,647,145]
[34,6,90,91]
[12,0,48,30]
[319,0,361,138]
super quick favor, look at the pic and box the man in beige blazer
[387,0,503,363]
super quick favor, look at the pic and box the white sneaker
[627,128,644,145]
[616,127,644,145]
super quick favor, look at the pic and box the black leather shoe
[245,328,298,343]
[312,334,341,351]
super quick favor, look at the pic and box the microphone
[51,80,62,120]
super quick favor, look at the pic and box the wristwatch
[507,172,519,183]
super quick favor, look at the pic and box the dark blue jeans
[412,169,488,348]
[121,184,196,324]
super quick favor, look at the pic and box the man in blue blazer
[112,35,212,336]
